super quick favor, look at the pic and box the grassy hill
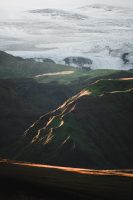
[0,51,75,78]
[7,79,133,169]
[0,78,75,150]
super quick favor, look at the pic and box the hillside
[0,51,133,169]
[0,78,75,151]
[0,52,119,154]
[0,52,112,153]
[8,78,133,169]
[0,51,74,78]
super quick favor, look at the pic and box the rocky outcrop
[121,53,130,64]
[121,52,133,68]
[64,57,92,68]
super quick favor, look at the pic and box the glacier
[0,3,133,69]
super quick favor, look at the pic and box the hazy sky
[0,0,133,11]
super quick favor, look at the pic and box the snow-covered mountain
[0,3,133,69]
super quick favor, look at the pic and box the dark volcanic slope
[0,78,74,151]
[12,79,133,169]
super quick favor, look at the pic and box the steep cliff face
[13,79,133,169]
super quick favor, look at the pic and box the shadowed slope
[12,79,133,169]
